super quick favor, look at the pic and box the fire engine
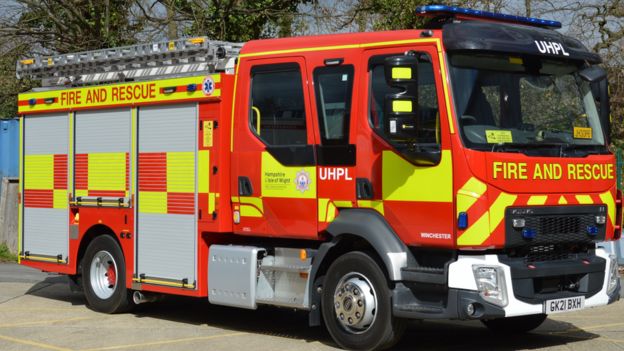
[15,5,621,350]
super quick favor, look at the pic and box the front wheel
[482,314,547,333]
[322,251,405,351]
[82,235,133,313]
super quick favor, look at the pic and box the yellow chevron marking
[489,193,517,232]
[457,212,490,246]
[575,195,594,204]
[333,200,353,208]
[318,198,329,222]
[458,192,517,246]
[326,201,337,222]
[527,195,547,205]
[599,191,615,226]
[240,196,263,213]
[240,205,262,217]
[357,200,385,215]
[457,177,487,214]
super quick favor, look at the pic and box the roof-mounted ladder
[17,37,243,88]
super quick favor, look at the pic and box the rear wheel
[82,235,133,313]
[482,314,547,333]
[322,251,405,351]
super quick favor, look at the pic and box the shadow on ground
[25,276,600,350]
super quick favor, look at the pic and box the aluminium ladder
[17,37,243,88]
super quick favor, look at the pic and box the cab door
[231,57,318,238]
[359,43,455,247]
[307,59,358,231]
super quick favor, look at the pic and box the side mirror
[384,55,419,141]
[583,66,610,144]
[579,66,607,83]
[591,78,611,144]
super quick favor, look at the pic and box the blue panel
[0,119,19,180]
[415,5,562,29]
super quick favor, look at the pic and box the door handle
[356,178,373,200]
[238,176,253,196]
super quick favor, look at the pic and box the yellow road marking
[0,333,72,351]
[0,316,94,328]
[80,332,246,351]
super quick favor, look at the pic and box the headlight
[607,254,619,295]
[473,265,508,307]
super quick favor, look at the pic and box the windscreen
[449,54,606,155]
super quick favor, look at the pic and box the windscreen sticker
[485,130,513,144]
[573,127,593,139]
[509,57,523,65]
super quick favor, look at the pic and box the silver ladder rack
[17,37,243,88]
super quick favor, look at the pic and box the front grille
[505,205,607,248]
[506,243,588,263]
[525,245,577,263]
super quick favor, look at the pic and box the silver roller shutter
[74,109,131,200]
[23,113,69,260]
[137,104,197,285]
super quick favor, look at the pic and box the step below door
[136,104,197,288]
[22,113,69,263]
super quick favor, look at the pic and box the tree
[138,0,311,42]
[0,0,147,117]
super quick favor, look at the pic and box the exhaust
[133,290,160,305]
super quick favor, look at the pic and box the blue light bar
[415,5,562,29]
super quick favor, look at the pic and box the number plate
[543,296,585,314]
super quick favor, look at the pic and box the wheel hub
[90,250,117,300]
[333,273,377,333]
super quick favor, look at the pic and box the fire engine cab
[15,5,621,350]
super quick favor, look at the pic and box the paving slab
[0,263,622,351]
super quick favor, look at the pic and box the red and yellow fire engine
[15,5,621,350]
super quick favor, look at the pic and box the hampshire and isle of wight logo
[295,169,311,193]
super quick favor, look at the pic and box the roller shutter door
[22,113,69,262]
[75,109,131,200]
[137,104,197,286]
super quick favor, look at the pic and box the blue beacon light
[415,5,562,29]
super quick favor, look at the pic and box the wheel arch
[308,209,415,326]
[76,224,121,275]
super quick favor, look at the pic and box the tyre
[322,251,406,351]
[482,314,547,333]
[82,235,133,313]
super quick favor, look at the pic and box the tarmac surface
[0,263,623,351]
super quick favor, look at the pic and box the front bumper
[392,248,620,320]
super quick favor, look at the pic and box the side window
[250,63,307,146]
[313,65,354,145]
[369,52,440,145]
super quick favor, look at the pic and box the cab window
[369,53,440,145]
[313,65,354,145]
[250,63,307,146]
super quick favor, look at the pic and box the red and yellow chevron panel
[456,176,618,247]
